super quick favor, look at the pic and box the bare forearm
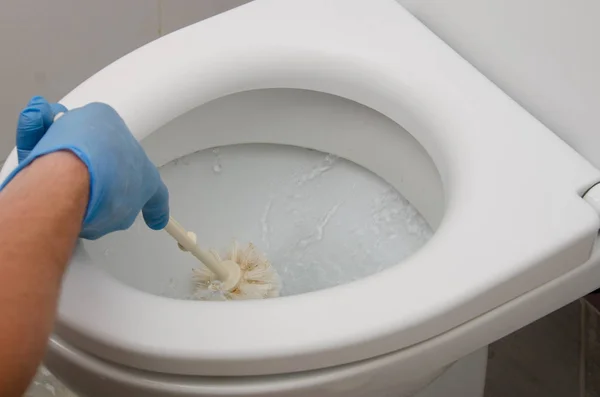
[0,152,88,396]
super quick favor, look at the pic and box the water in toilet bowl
[83,144,432,298]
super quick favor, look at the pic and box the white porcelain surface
[45,234,600,395]
[2,0,599,378]
[3,0,598,396]
[43,335,486,397]
[29,343,487,396]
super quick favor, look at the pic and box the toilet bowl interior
[82,88,444,299]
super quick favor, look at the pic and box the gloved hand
[16,96,67,163]
[2,96,169,240]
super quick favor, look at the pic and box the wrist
[25,151,90,219]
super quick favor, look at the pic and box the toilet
[4,0,600,396]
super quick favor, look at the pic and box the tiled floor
[584,299,600,397]
[26,299,599,397]
[485,298,600,397]
[485,301,583,397]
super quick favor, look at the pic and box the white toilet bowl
[5,0,600,396]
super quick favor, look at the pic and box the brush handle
[164,217,229,281]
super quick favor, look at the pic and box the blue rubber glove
[2,96,169,240]
[16,96,67,163]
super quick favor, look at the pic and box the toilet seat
[3,0,599,377]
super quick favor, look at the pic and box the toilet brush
[164,217,280,300]
[52,113,279,300]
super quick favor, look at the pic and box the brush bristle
[192,241,281,301]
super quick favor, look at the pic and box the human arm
[0,151,89,396]
[0,97,170,396]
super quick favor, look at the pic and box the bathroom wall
[0,0,599,169]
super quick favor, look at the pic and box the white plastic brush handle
[164,217,230,281]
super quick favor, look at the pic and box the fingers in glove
[17,96,68,162]
[16,107,44,162]
[28,96,67,128]
[142,180,170,230]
